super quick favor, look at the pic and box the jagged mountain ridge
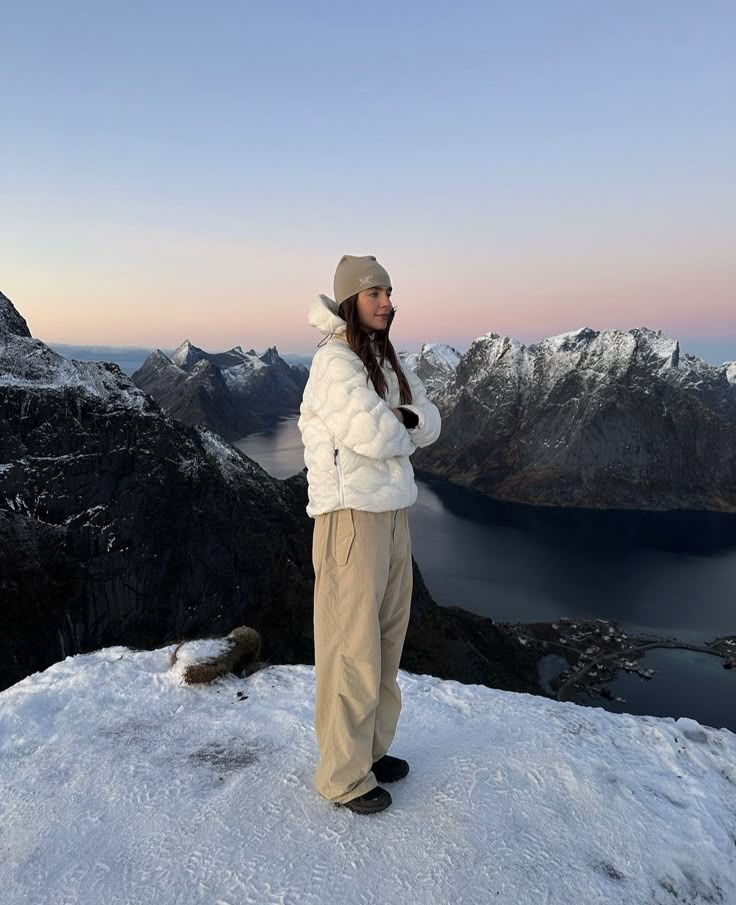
[412,325,736,512]
[0,290,539,695]
[132,339,308,440]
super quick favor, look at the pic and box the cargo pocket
[334,508,355,566]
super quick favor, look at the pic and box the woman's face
[356,285,393,332]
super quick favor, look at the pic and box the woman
[297,254,442,815]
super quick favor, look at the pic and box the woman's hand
[391,407,405,423]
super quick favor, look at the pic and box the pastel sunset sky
[2,0,734,364]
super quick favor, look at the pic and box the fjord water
[235,415,736,731]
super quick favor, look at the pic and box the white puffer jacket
[298,294,442,517]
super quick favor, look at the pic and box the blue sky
[1,0,734,364]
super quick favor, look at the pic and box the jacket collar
[308,294,378,344]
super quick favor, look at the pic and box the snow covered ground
[1,645,734,905]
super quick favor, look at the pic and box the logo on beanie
[359,276,373,286]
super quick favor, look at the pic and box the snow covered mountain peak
[421,341,462,369]
[148,348,178,369]
[628,326,680,369]
[468,332,528,368]
[399,342,462,395]
[259,346,281,365]
[0,292,32,340]
[532,326,598,353]
[0,292,153,410]
[172,339,207,370]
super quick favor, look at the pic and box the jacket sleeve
[306,349,415,460]
[397,366,442,448]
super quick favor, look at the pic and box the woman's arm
[396,367,442,447]
[303,349,415,460]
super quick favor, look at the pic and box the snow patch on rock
[194,426,266,482]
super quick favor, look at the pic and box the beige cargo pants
[311,506,413,804]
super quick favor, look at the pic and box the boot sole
[335,790,392,814]
[336,799,391,814]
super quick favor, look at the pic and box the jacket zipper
[334,447,345,508]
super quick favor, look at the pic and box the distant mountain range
[405,328,736,512]
[131,341,309,440]
[46,343,313,377]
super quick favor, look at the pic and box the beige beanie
[333,254,392,305]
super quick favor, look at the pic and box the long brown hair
[335,294,413,405]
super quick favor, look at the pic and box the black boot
[335,785,392,814]
[372,754,410,782]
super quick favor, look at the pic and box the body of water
[235,414,736,732]
[578,648,734,731]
